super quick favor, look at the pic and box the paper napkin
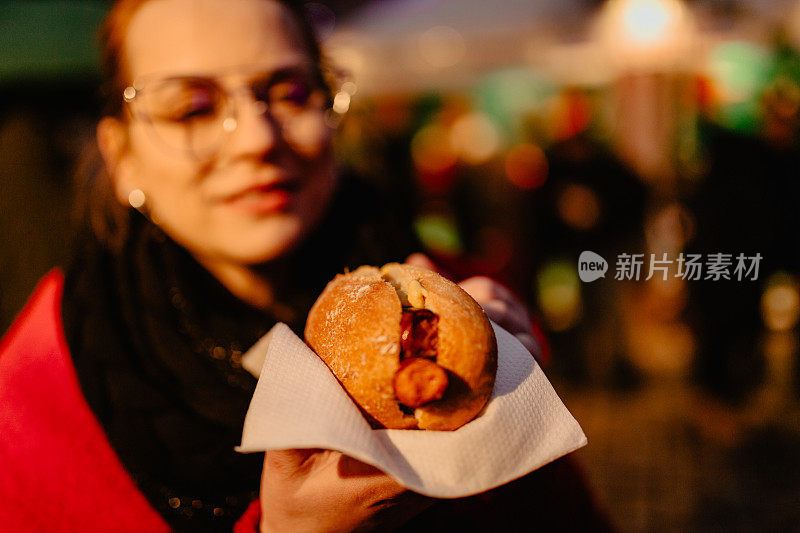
[237,321,586,498]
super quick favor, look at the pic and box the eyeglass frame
[120,62,340,159]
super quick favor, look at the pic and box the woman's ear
[97,116,136,206]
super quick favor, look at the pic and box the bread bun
[304,263,497,430]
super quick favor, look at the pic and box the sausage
[396,309,445,408]
[393,358,449,408]
[399,309,438,359]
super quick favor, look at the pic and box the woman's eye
[172,103,216,121]
[155,85,219,122]
[269,80,312,107]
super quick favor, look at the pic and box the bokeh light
[705,41,771,133]
[475,68,555,139]
[546,90,593,141]
[332,90,351,114]
[596,0,694,72]
[623,0,672,45]
[761,273,800,332]
[340,80,358,96]
[537,260,583,331]
[411,123,458,175]
[504,143,548,189]
[417,26,466,69]
[556,183,601,231]
[413,212,463,256]
[449,112,502,165]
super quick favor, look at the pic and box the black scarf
[62,175,421,532]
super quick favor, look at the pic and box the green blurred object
[0,1,107,85]
[708,41,771,134]
[536,259,582,331]
[413,213,463,256]
[473,67,556,141]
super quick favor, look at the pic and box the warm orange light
[505,143,548,189]
[449,112,502,165]
[557,184,601,230]
[411,124,458,175]
[762,274,800,332]
[596,0,694,72]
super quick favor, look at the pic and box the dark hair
[74,0,332,249]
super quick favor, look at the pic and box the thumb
[405,253,438,272]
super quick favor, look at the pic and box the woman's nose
[225,93,279,157]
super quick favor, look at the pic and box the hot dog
[304,263,497,430]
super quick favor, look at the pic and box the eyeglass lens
[134,72,325,158]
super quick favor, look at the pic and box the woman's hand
[259,449,433,533]
[405,254,540,360]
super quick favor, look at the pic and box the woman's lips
[222,181,298,215]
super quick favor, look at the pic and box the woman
[0,0,608,531]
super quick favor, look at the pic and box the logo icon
[578,251,608,282]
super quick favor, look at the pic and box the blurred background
[2,0,800,530]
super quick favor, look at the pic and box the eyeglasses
[122,65,331,159]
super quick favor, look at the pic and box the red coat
[0,270,261,532]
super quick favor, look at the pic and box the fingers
[459,277,526,315]
[459,276,532,331]
[457,276,542,360]
[404,253,438,272]
[260,456,408,533]
[480,299,531,334]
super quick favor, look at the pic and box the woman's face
[112,0,335,265]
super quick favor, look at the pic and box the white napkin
[237,321,586,498]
